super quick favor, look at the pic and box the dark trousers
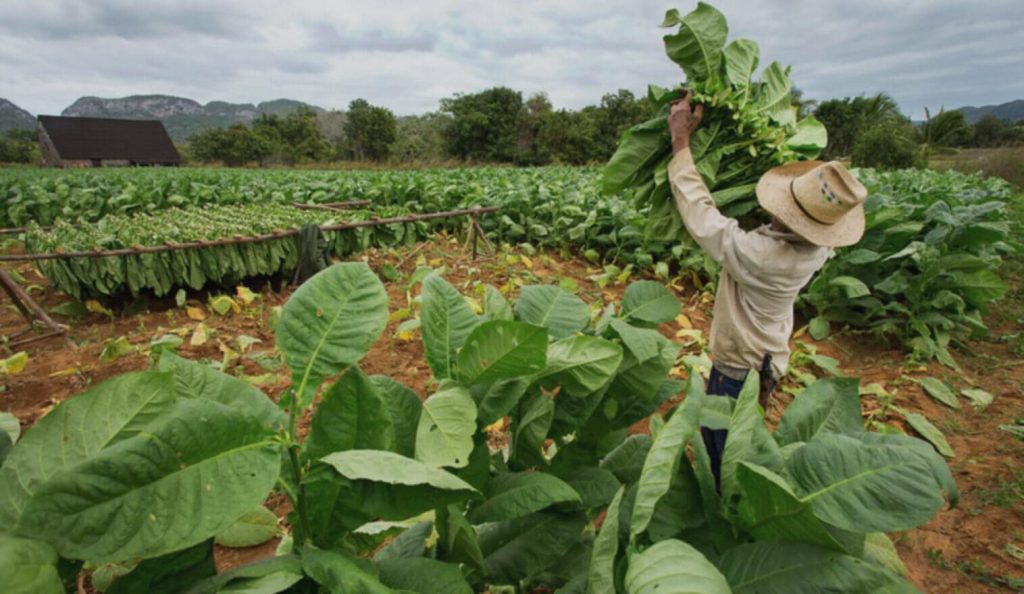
[700,366,750,492]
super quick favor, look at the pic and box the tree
[972,114,1023,147]
[389,113,450,163]
[253,108,332,164]
[815,93,901,159]
[852,121,924,170]
[187,124,271,166]
[342,99,398,162]
[534,109,600,165]
[0,129,39,164]
[919,108,972,149]
[791,87,817,118]
[591,89,653,159]
[440,87,524,162]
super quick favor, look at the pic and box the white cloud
[0,0,1021,119]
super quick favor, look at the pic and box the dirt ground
[2,235,1022,593]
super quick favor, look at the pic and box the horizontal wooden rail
[0,206,498,262]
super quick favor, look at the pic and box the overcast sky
[2,0,1022,120]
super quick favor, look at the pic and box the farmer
[667,91,867,489]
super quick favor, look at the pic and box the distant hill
[0,98,36,132]
[61,94,325,142]
[956,99,1024,124]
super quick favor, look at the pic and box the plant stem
[285,388,311,546]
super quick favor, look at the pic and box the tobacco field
[1,3,1023,594]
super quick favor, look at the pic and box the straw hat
[756,160,867,248]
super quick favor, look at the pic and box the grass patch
[931,147,1024,189]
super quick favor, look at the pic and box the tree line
[184,88,653,166]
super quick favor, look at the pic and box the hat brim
[756,161,866,248]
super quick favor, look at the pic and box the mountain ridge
[955,99,1024,124]
[0,98,37,132]
[60,94,325,142]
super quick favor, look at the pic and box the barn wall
[37,123,63,168]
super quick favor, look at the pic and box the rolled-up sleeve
[667,148,757,280]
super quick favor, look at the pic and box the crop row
[7,165,1018,361]
[26,203,421,299]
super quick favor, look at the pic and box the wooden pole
[0,269,70,346]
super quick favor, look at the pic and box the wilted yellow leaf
[429,257,443,267]
[209,295,240,316]
[521,255,533,269]
[186,306,207,321]
[397,330,415,342]
[236,286,257,305]
[0,351,29,375]
[85,299,113,317]
[49,365,91,377]
[484,418,506,433]
[505,254,519,265]
[675,314,693,329]
[191,323,210,346]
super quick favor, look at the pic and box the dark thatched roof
[38,115,180,164]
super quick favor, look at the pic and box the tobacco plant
[601,2,827,251]
[0,262,956,592]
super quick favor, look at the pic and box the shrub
[852,122,925,169]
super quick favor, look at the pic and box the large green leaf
[371,375,422,458]
[421,273,480,379]
[0,371,178,527]
[214,507,280,548]
[786,116,828,157]
[602,117,670,195]
[662,2,729,83]
[721,372,782,503]
[722,39,759,101]
[512,393,555,467]
[609,318,662,363]
[692,437,738,553]
[735,463,853,552]
[182,555,303,594]
[305,367,396,460]
[17,399,280,562]
[718,541,917,594]
[468,472,581,523]
[107,539,216,594]
[321,450,478,520]
[620,281,680,324]
[302,547,396,594]
[773,377,862,446]
[850,432,959,507]
[484,284,513,321]
[587,486,625,594]
[600,435,652,484]
[754,61,793,123]
[416,381,477,468]
[276,263,388,402]
[376,558,472,594]
[437,504,485,572]
[624,539,731,594]
[159,352,285,430]
[863,532,909,577]
[514,285,590,339]
[0,535,63,594]
[785,434,946,532]
[476,378,530,427]
[631,391,702,538]
[458,321,548,386]
[949,269,1007,307]
[562,466,621,509]
[900,410,955,458]
[912,377,960,409]
[477,511,588,584]
[374,521,433,562]
[533,335,623,398]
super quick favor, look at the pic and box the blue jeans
[700,366,749,492]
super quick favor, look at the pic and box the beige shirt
[668,148,831,378]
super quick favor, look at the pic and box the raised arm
[666,93,756,273]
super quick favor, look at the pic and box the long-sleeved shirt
[668,148,832,378]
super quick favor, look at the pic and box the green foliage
[0,129,40,164]
[441,87,526,163]
[852,122,925,170]
[188,123,271,166]
[814,93,902,159]
[0,255,955,592]
[602,2,827,250]
[802,167,1016,362]
[343,99,398,162]
[920,108,973,149]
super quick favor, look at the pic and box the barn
[37,115,181,168]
